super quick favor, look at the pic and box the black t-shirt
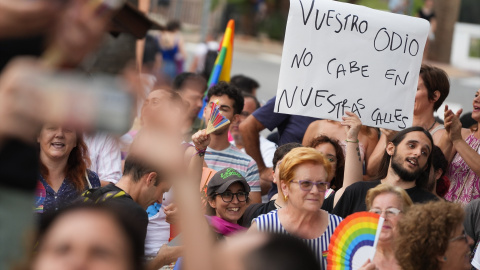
[332,180,439,218]
[88,184,149,249]
[240,200,277,228]
[321,194,335,213]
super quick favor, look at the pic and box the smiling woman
[205,167,251,238]
[35,125,100,214]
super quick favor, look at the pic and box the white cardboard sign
[274,0,430,130]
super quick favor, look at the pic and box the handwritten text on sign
[274,0,429,130]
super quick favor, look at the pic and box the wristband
[194,146,207,157]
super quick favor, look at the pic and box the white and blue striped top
[254,210,342,270]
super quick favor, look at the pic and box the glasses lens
[237,192,248,202]
[299,181,313,191]
[386,208,401,217]
[221,192,233,202]
[317,182,329,191]
[370,209,382,215]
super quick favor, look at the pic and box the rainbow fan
[327,212,384,270]
[206,100,230,134]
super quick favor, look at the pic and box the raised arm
[302,120,321,146]
[239,115,273,183]
[444,108,480,176]
[333,112,363,206]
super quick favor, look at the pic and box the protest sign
[274,0,430,130]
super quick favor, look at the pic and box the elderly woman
[442,89,480,206]
[35,125,100,214]
[206,167,250,238]
[249,147,342,269]
[359,184,413,270]
[395,201,474,270]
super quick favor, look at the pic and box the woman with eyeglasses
[395,201,474,270]
[359,184,413,270]
[249,147,342,269]
[205,167,251,238]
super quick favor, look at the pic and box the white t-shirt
[472,247,480,269]
[144,189,174,257]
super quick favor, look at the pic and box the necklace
[427,120,436,131]
[274,200,282,209]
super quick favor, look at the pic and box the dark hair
[242,93,261,110]
[39,131,90,192]
[244,233,320,270]
[419,64,450,111]
[172,72,207,93]
[307,135,345,191]
[431,145,448,179]
[166,20,181,31]
[272,143,303,171]
[123,156,161,186]
[376,126,434,189]
[230,75,260,95]
[207,81,244,115]
[37,203,144,270]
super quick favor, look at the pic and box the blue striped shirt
[205,145,260,192]
[255,210,342,269]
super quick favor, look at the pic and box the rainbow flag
[198,20,235,118]
[207,19,235,87]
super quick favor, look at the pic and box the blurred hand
[379,128,397,142]
[0,58,50,143]
[164,203,179,225]
[156,244,183,267]
[341,111,362,141]
[45,0,116,67]
[358,259,377,270]
[192,129,210,150]
[444,105,463,142]
[259,167,274,183]
[0,0,61,38]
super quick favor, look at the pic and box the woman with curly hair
[35,125,100,214]
[359,184,413,270]
[395,201,474,270]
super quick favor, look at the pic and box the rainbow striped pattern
[207,19,235,87]
[206,100,230,134]
[327,212,384,270]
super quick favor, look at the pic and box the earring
[443,256,447,261]
[284,195,288,201]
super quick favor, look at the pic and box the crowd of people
[1,1,480,270]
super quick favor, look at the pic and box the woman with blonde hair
[249,147,342,269]
[359,184,413,270]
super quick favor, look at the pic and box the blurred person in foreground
[31,204,144,270]
[442,89,480,206]
[395,201,474,270]
[172,72,207,138]
[249,147,343,269]
[359,184,413,270]
[36,125,100,215]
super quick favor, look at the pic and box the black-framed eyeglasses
[215,191,249,203]
[450,231,469,243]
[369,207,402,217]
[291,180,330,192]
